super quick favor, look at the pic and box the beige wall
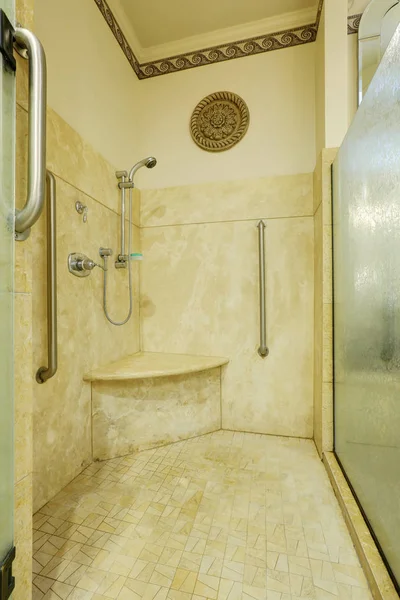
[141,174,314,438]
[324,0,348,149]
[30,110,141,512]
[137,44,316,189]
[315,0,356,157]
[348,33,358,123]
[34,0,317,190]
[34,0,141,171]
[315,6,326,158]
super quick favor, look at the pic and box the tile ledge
[84,351,229,382]
[323,451,399,600]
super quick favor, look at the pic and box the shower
[128,156,157,179]
[101,157,157,326]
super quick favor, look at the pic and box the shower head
[128,157,157,182]
[146,157,157,169]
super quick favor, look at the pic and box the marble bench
[84,352,229,460]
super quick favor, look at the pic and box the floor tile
[31,432,373,600]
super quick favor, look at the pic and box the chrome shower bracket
[115,256,128,269]
[15,228,30,242]
[99,247,112,271]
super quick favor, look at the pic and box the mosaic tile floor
[32,431,373,600]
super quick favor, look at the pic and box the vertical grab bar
[257,220,269,358]
[14,27,47,240]
[36,171,57,383]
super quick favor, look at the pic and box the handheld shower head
[128,156,157,182]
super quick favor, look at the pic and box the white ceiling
[348,0,371,14]
[119,0,317,48]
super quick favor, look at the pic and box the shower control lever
[68,253,104,277]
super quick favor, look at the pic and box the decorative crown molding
[316,0,324,29]
[138,25,318,79]
[93,0,362,80]
[348,13,362,34]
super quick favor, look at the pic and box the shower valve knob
[68,253,99,277]
[78,258,95,271]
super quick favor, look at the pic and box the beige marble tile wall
[13,1,34,597]
[313,148,337,456]
[140,175,315,438]
[29,109,141,513]
[13,115,34,599]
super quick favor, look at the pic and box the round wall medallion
[190,91,250,152]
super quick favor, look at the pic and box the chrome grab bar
[257,220,269,358]
[14,27,47,240]
[36,171,57,383]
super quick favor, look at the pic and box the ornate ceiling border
[93,0,362,80]
[138,25,318,79]
[348,13,362,34]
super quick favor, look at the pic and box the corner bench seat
[85,352,229,460]
[84,351,229,382]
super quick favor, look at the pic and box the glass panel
[0,0,15,562]
[381,4,400,55]
[358,0,400,104]
[333,25,400,588]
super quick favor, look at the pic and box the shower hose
[102,187,133,326]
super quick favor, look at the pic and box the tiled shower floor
[32,431,372,600]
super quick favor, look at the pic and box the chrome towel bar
[257,220,269,358]
[36,171,57,383]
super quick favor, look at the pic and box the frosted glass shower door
[333,26,400,590]
[0,0,15,589]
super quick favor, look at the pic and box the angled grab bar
[14,27,47,240]
[257,220,269,358]
[36,171,57,383]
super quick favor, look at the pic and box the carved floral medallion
[190,91,250,152]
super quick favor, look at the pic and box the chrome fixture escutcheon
[68,252,103,277]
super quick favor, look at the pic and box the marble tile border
[314,148,337,457]
[93,0,362,79]
[323,452,399,600]
[140,172,314,228]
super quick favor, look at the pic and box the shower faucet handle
[68,253,102,277]
[80,258,96,271]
